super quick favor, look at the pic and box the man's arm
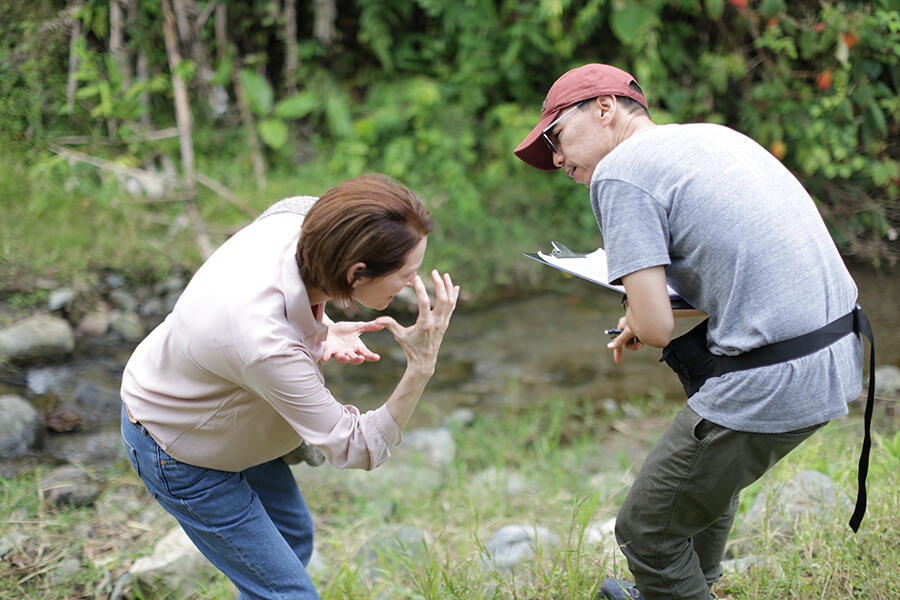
[621,266,675,347]
[607,266,705,363]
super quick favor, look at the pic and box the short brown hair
[296,174,433,303]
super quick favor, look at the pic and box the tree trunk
[161,0,213,258]
[107,0,124,137]
[66,2,82,115]
[215,2,227,63]
[232,61,267,188]
[184,0,213,100]
[136,49,151,127]
[313,0,336,46]
[283,0,298,94]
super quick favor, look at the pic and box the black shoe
[597,577,642,600]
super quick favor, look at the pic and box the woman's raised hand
[376,269,460,375]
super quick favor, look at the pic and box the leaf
[74,84,99,100]
[99,80,112,117]
[704,0,725,20]
[239,69,273,116]
[325,92,354,139]
[760,0,785,19]
[273,92,319,119]
[258,118,288,149]
[610,2,658,45]
[868,103,888,137]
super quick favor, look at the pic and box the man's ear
[594,95,616,121]
[346,262,367,287]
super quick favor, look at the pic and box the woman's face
[351,236,427,310]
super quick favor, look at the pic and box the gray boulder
[109,310,145,342]
[736,469,852,552]
[356,524,431,590]
[40,465,101,507]
[875,364,900,397]
[129,526,220,597]
[481,524,560,572]
[0,394,43,457]
[0,314,75,363]
[399,427,456,468]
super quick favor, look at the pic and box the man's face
[547,98,616,187]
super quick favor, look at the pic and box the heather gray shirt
[590,123,862,433]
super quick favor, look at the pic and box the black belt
[660,306,875,532]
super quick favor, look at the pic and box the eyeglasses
[542,99,590,156]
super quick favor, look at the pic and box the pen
[604,328,623,338]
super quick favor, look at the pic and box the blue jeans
[120,404,319,599]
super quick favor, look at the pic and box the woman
[120,174,459,599]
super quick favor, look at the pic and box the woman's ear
[346,262,367,288]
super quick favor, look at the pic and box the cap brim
[514,112,559,171]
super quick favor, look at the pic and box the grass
[1,395,897,599]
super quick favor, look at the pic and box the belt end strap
[849,307,875,533]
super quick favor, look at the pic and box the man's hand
[322,319,385,364]
[606,315,644,364]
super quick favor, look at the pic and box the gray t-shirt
[590,123,862,433]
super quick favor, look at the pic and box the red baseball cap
[514,64,648,171]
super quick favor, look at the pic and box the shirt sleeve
[241,349,402,470]
[593,179,671,285]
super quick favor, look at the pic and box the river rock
[481,524,560,571]
[129,526,219,597]
[109,288,139,312]
[47,287,76,312]
[0,314,75,363]
[875,364,900,397]
[736,469,852,552]
[75,309,111,337]
[399,426,456,468]
[442,407,476,428]
[0,394,44,457]
[109,310,145,342]
[48,555,83,586]
[47,429,126,465]
[40,465,100,507]
[356,524,431,586]
[583,517,630,565]
[71,380,123,422]
[471,466,537,497]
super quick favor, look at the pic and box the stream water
[1,264,897,453]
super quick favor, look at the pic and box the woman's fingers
[375,315,404,340]
[412,275,433,324]
[431,269,448,305]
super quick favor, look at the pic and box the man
[514,64,866,599]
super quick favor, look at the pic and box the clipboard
[523,241,693,310]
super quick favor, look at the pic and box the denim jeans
[614,405,823,600]
[120,404,319,599]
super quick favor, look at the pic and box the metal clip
[550,241,587,258]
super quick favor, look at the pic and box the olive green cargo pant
[614,406,823,600]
